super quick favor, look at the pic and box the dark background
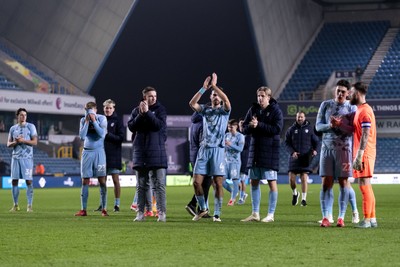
[90,0,264,120]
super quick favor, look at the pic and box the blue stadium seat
[0,41,66,94]
[369,31,400,98]
[0,144,80,175]
[279,21,390,100]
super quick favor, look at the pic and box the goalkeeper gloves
[353,149,364,171]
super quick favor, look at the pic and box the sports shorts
[249,167,277,181]
[194,146,225,176]
[11,158,33,180]
[225,162,240,180]
[81,148,106,178]
[319,145,352,179]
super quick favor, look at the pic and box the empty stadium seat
[279,21,390,100]
[0,144,80,175]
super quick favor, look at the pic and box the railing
[57,146,72,158]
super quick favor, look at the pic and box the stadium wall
[245,0,323,93]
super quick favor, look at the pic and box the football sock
[338,186,349,218]
[320,187,333,218]
[370,186,376,218]
[213,196,223,217]
[222,180,232,193]
[115,198,120,206]
[268,190,278,214]
[12,185,19,205]
[218,197,223,214]
[231,179,239,201]
[348,186,358,212]
[366,184,376,218]
[302,192,307,201]
[328,188,334,217]
[320,189,328,218]
[100,185,107,209]
[81,184,89,210]
[251,185,260,213]
[239,189,244,200]
[195,195,207,211]
[132,192,138,205]
[26,184,34,206]
[293,188,298,195]
[360,184,373,219]
[205,197,209,210]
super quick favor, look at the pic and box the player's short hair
[296,111,306,117]
[103,99,115,107]
[16,108,27,116]
[257,86,272,96]
[228,119,238,126]
[336,79,351,90]
[85,102,97,110]
[142,86,156,97]
[353,82,368,95]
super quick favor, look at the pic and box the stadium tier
[0,73,21,90]
[0,41,65,94]
[374,137,400,173]
[369,31,400,98]
[280,21,390,100]
[0,144,80,175]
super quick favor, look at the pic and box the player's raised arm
[189,76,211,112]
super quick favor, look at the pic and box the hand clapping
[249,116,258,128]
[139,100,148,114]
[330,116,341,128]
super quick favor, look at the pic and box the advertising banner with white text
[0,90,95,115]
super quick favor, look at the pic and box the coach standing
[128,86,168,222]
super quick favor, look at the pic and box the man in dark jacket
[241,86,283,223]
[185,112,212,217]
[128,86,167,222]
[285,111,319,207]
[95,99,125,212]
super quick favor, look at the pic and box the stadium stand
[0,73,21,90]
[368,31,400,98]
[280,21,390,100]
[0,144,80,175]
[0,41,66,94]
[375,138,400,173]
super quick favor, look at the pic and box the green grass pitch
[0,184,399,266]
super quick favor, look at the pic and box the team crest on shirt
[111,122,115,127]
[305,129,309,133]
